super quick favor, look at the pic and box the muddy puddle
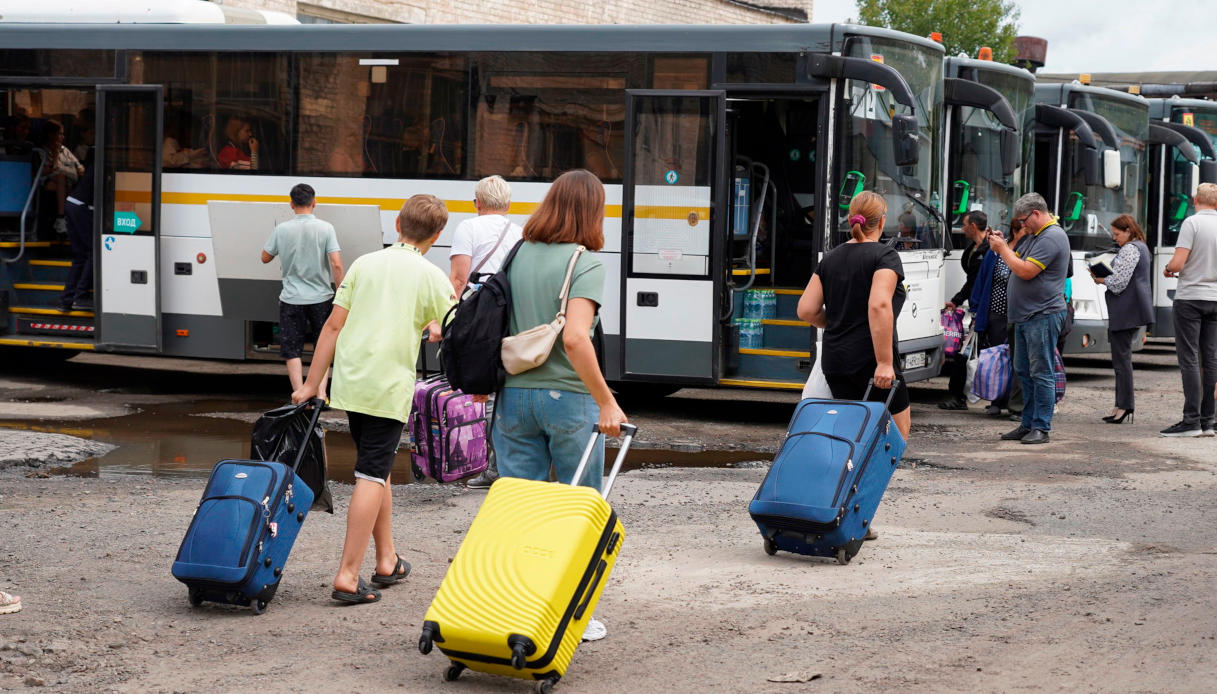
[2,400,771,483]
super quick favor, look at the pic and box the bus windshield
[1060,93,1148,251]
[835,36,943,250]
[1164,107,1217,246]
[948,69,1034,244]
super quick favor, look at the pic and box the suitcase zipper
[442,416,488,477]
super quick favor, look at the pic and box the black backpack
[440,240,525,395]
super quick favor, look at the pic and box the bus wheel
[609,382,682,401]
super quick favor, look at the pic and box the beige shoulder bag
[501,246,585,375]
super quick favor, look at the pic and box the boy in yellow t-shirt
[293,194,455,604]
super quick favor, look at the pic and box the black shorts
[279,299,333,360]
[824,368,911,415]
[347,410,405,484]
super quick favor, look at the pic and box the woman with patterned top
[1092,214,1153,424]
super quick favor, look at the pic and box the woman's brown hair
[523,169,605,251]
[846,190,886,242]
[1110,214,1145,243]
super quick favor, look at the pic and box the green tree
[856,0,1021,64]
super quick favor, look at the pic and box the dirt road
[2,345,1216,692]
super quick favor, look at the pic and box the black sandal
[370,554,411,587]
[331,578,381,605]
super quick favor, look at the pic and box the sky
[812,0,1210,74]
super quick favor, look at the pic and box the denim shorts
[491,387,603,491]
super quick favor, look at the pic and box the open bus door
[619,90,726,384]
[95,85,163,352]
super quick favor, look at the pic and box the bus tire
[608,382,682,401]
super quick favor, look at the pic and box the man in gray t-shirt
[1161,182,1217,436]
[261,183,343,400]
[986,193,1070,445]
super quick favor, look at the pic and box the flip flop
[370,554,411,587]
[331,579,380,605]
[0,591,22,615]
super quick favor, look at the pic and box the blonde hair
[1197,182,1217,208]
[475,175,512,211]
[847,191,886,242]
[398,194,449,242]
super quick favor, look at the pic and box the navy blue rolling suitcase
[749,382,906,565]
[171,399,323,613]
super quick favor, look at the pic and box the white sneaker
[581,618,606,642]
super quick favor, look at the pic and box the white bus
[1146,97,1217,337]
[0,22,946,393]
[1033,82,1149,354]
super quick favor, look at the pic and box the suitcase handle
[287,398,327,475]
[571,423,638,500]
[862,377,903,409]
[573,559,608,620]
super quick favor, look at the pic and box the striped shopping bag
[1053,349,1067,403]
[971,344,1011,402]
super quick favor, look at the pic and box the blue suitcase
[171,400,323,613]
[749,383,906,565]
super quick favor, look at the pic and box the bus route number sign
[113,211,143,233]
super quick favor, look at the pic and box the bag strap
[555,246,586,320]
[470,218,513,278]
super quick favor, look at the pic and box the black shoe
[1105,409,1134,424]
[56,303,73,313]
[984,405,1003,417]
[1020,429,1050,445]
[1200,421,1215,438]
[937,398,967,411]
[465,469,498,489]
[1007,411,1022,422]
[72,298,94,311]
[1160,421,1202,438]
[1001,425,1031,441]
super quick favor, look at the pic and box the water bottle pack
[743,289,777,320]
[735,318,764,349]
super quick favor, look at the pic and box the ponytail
[846,191,886,242]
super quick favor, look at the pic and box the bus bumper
[900,335,944,384]
[1151,307,1175,339]
[1062,318,1110,354]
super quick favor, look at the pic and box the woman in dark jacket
[1092,214,1153,424]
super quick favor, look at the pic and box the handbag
[1053,349,1067,403]
[500,245,585,375]
[971,343,1011,402]
[941,308,966,357]
[963,330,981,404]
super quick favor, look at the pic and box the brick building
[217,0,813,25]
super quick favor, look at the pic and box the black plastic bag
[250,403,334,514]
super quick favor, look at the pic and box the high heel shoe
[1105,409,1134,424]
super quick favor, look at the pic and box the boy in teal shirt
[294,194,455,604]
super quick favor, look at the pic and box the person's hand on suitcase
[873,361,895,390]
[597,399,628,438]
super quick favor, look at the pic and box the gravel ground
[1,345,1216,693]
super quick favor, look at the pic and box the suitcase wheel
[188,588,204,607]
[443,662,465,682]
[835,548,851,565]
[535,677,558,694]
[763,537,777,556]
[419,634,434,655]
[251,599,269,615]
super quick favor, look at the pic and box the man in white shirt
[1162,182,1217,437]
[448,175,523,297]
[448,175,522,489]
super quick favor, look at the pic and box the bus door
[620,90,726,382]
[95,85,163,351]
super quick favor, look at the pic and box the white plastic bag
[802,354,833,400]
[963,331,981,404]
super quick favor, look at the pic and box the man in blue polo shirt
[986,193,1070,444]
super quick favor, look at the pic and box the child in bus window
[218,116,258,170]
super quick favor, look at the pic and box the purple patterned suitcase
[409,375,489,482]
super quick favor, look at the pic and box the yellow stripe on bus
[718,378,804,390]
[14,283,65,291]
[117,190,627,217]
[29,260,72,268]
[0,337,94,351]
[740,347,810,358]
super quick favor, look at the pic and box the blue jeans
[1013,310,1067,433]
[492,387,603,490]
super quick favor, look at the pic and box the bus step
[731,287,804,322]
[718,377,804,391]
[26,259,71,284]
[757,319,811,350]
[9,305,94,319]
[730,351,810,382]
[14,316,95,338]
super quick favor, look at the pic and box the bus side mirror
[1201,159,1217,185]
[892,114,919,167]
[1000,129,1019,177]
[1103,149,1122,190]
[838,170,866,210]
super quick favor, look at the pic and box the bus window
[296,54,467,178]
[0,49,117,79]
[473,54,631,182]
[136,52,290,175]
[724,53,797,84]
[651,56,710,90]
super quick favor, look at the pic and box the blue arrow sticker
[664,170,679,185]
[113,211,142,233]
[103,235,115,251]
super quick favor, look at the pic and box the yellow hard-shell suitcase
[419,424,636,693]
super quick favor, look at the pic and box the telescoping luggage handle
[861,377,903,410]
[287,398,327,475]
[571,423,639,500]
